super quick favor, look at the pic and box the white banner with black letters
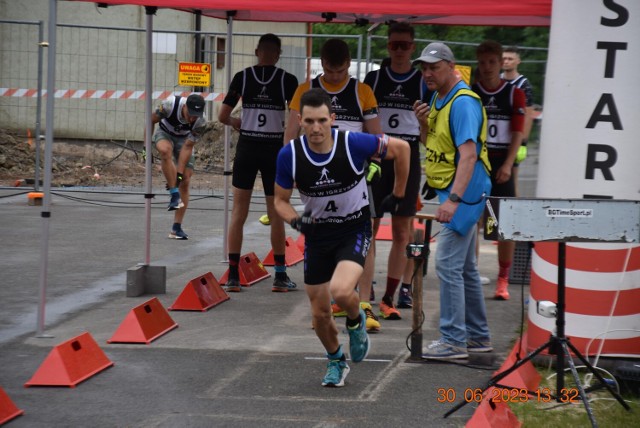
[537,0,639,200]
[529,0,640,358]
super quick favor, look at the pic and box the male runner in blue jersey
[274,88,409,386]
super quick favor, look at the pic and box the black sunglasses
[388,41,413,51]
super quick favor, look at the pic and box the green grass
[509,367,640,427]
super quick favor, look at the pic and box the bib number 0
[488,124,498,138]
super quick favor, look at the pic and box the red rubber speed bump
[0,386,24,424]
[169,272,229,311]
[492,336,541,391]
[262,236,304,266]
[24,332,113,387]
[465,387,522,427]
[220,252,271,286]
[108,297,178,344]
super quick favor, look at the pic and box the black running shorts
[232,140,282,196]
[303,220,372,285]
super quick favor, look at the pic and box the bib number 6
[388,113,399,129]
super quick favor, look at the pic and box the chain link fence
[0,20,42,130]
[0,22,359,190]
[1,20,547,191]
[365,34,547,105]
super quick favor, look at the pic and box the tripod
[444,242,631,427]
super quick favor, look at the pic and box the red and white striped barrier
[527,242,640,357]
[0,88,224,101]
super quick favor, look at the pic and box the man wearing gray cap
[413,42,493,359]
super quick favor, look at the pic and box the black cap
[186,94,205,117]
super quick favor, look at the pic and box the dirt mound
[0,124,236,189]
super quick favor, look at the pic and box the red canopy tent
[70,0,551,26]
[35,0,551,335]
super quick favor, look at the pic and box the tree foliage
[312,23,549,104]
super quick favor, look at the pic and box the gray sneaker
[422,339,468,360]
[467,339,493,353]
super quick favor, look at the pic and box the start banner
[537,0,639,200]
[530,0,640,358]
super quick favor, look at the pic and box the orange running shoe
[494,277,510,300]
[332,303,347,317]
[379,301,401,320]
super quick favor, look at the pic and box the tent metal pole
[365,32,372,74]
[306,23,312,81]
[143,7,154,266]
[355,34,363,80]
[222,13,234,262]
[36,0,57,338]
[34,20,45,192]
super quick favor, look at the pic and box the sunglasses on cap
[388,41,413,51]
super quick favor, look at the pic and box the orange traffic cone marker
[24,332,114,387]
[108,297,178,344]
[219,252,271,286]
[0,386,24,423]
[169,272,229,311]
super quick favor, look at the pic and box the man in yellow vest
[413,43,493,359]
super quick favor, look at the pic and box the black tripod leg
[561,342,598,428]
[565,340,631,411]
[443,339,552,418]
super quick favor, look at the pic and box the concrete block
[126,265,145,297]
[126,264,166,297]
[144,265,166,294]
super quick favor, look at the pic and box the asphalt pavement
[0,148,539,427]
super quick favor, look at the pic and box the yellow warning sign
[454,65,472,85]
[178,62,211,86]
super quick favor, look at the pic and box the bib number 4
[324,200,338,213]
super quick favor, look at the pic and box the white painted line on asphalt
[304,356,392,363]
[203,352,262,398]
[357,352,409,401]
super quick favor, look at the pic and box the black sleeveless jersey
[472,81,516,150]
[311,76,364,132]
[158,96,195,137]
[239,66,292,143]
[292,131,370,230]
[364,68,424,144]
[223,65,297,144]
